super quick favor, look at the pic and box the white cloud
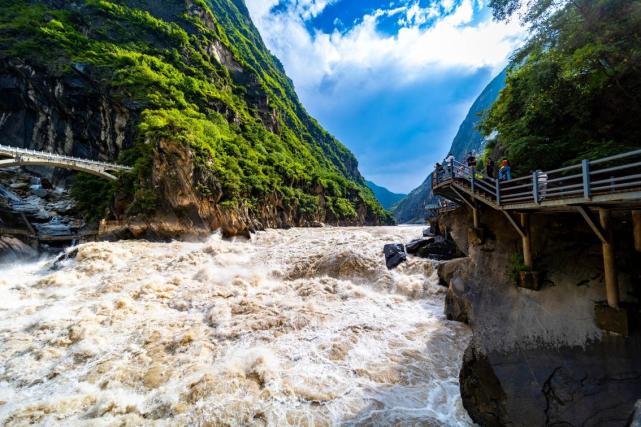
[244,0,527,191]
[246,0,525,92]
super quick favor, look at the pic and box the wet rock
[383,243,406,270]
[0,236,37,262]
[445,278,470,323]
[437,257,469,288]
[422,227,434,237]
[416,236,462,260]
[629,400,641,427]
[51,247,79,270]
[405,237,435,254]
[32,188,48,198]
[40,178,53,190]
[459,345,509,426]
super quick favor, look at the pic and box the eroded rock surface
[437,207,641,425]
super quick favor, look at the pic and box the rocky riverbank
[0,168,85,261]
[435,207,641,425]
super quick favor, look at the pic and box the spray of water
[0,226,472,426]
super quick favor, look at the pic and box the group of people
[435,152,512,181]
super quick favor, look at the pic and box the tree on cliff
[481,0,641,176]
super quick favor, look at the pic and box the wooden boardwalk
[432,148,641,212]
[432,149,641,320]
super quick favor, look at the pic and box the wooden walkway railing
[432,148,641,210]
[432,149,641,320]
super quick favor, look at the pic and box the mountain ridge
[392,69,506,223]
[365,180,406,211]
[0,0,392,237]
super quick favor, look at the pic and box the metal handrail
[0,144,133,171]
[432,148,641,208]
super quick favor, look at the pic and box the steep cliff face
[392,70,506,224]
[0,0,391,236]
[436,207,641,425]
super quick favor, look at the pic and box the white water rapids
[0,226,472,426]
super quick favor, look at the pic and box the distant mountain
[389,175,433,224]
[365,181,406,210]
[392,69,507,223]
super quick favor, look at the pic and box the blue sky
[246,0,525,193]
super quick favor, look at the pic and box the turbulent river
[0,226,472,426]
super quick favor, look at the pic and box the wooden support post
[599,208,619,309]
[472,207,480,229]
[521,213,533,269]
[632,210,641,252]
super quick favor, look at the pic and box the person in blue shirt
[498,159,512,181]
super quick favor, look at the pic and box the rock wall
[100,137,383,240]
[436,207,641,425]
[0,0,391,239]
[0,60,135,171]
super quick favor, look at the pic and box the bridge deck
[432,148,641,213]
[0,144,132,180]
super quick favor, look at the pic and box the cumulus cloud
[244,0,526,192]
[247,0,523,90]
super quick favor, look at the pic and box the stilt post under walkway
[521,213,533,269]
[599,208,620,309]
[472,206,480,229]
[632,210,641,252]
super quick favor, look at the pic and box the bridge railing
[0,144,133,171]
[432,148,641,207]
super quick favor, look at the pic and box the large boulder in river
[0,236,37,262]
[405,238,435,254]
[416,236,462,260]
[383,243,406,270]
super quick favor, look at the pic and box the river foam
[0,226,472,426]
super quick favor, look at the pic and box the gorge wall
[0,0,391,239]
[436,207,641,425]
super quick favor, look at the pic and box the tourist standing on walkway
[498,159,512,181]
[486,159,495,179]
[445,154,454,176]
[466,152,477,176]
[466,152,477,168]
[537,169,548,200]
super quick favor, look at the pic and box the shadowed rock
[383,243,406,270]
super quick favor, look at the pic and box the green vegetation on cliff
[0,0,391,224]
[482,0,641,176]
